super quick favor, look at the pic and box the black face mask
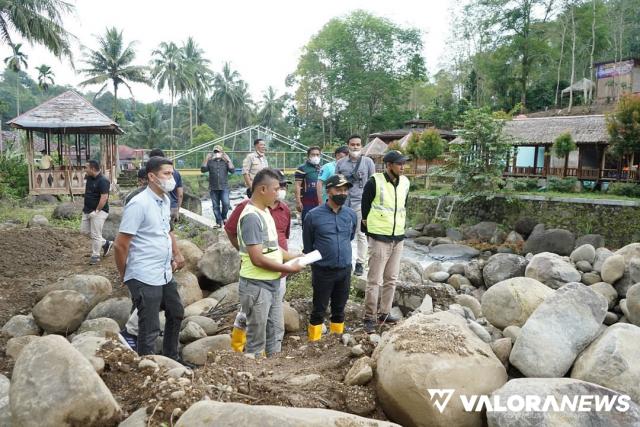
[330,194,348,206]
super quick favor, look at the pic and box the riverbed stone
[184,297,219,317]
[176,239,203,273]
[525,252,581,289]
[421,223,446,237]
[509,282,608,377]
[464,260,485,288]
[344,356,374,386]
[524,226,575,256]
[581,271,601,285]
[179,321,207,343]
[483,253,527,287]
[6,335,40,359]
[180,316,218,335]
[570,244,596,264]
[626,283,640,327]
[575,234,605,249]
[181,335,231,365]
[197,241,240,285]
[209,282,240,305]
[85,297,132,329]
[589,282,618,310]
[76,317,120,336]
[514,217,538,237]
[481,277,554,329]
[601,254,625,284]
[174,270,203,306]
[37,274,111,309]
[32,290,90,334]
[2,314,41,337]
[593,247,614,273]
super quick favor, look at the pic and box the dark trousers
[210,189,230,225]
[310,265,351,325]
[126,278,184,359]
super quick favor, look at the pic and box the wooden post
[533,145,539,176]
[576,145,583,179]
[600,146,606,180]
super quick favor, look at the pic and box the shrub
[511,178,539,192]
[0,156,28,199]
[546,177,578,193]
[608,182,640,198]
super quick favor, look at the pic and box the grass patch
[410,188,638,202]
[285,267,363,303]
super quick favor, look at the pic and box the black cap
[275,169,292,185]
[334,145,349,156]
[383,150,409,163]
[325,174,353,189]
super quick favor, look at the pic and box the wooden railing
[29,166,114,195]
[504,166,639,181]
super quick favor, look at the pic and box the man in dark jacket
[201,145,235,227]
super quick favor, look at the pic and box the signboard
[597,60,635,79]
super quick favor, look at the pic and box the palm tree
[232,80,254,144]
[36,64,55,92]
[0,0,74,60]
[258,86,283,129]
[4,43,28,114]
[122,103,169,149]
[151,41,187,148]
[182,37,212,145]
[79,27,150,119]
[212,62,240,135]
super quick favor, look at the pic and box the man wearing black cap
[361,150,411,333]
[303,174,357,341]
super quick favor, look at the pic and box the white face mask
[309,156,320,165]
[277,189,287,201]
[156,176,176,193]
[214,152,222,159]
[350,149,362,158]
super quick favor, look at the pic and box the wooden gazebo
[7,91,122,195]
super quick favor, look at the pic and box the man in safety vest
[361,150,410,333]
[237,168,303,357]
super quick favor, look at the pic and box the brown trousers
[364,237,404,320]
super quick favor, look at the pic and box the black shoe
[378,313,400,324]
[354,263,364,276]
[363,319,376,334]
[102,240,114,257]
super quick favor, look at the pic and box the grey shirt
[335,155,376,209]
[239,212,281,293]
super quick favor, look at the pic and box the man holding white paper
[302,174,357,341]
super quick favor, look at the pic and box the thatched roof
[503,115,608,145]
[7,91,123,134]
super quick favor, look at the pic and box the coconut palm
[79,27,150,119]
[0,0,74,60]
[4,43,28,114]
[122,103,169,149]
[258,86,284,129]
[182,37,212,145]
[212,62,240,135]
[36,64,55,91]
[233,80,254,130]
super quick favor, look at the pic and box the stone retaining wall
[407,194,640,249]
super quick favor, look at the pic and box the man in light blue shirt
[114,156,186,361]
[316,145,349,203]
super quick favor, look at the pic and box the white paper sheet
[284,250,322,266]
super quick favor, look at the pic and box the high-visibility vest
[237,203,283,281]
[366,173,410,236]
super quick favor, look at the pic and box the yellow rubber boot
[329,322,344,334]
[308,324,323,342]
[230,327,246,352]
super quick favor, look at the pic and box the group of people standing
[79,134,410,363]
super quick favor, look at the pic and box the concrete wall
[408,194,640,249]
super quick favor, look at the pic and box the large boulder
[2,314,41,337]
[71,335,110,372]
[398,259,424,285]
[10,335,122,426]
[626,283,640,327]
[514,217,538,238]
[197,241,240,285]
[75,317,121,336]
[27,214,49,228]
[571,323,640,403]
[174,270,203,306]
[32,290,91,334]
[422,223,446,237]
[509,282,608,377]
[589,282,618,310]
[181,335,231,365]
[175,400,399,427]
[176,239,203,273]
[482,254,527,287]
[37,274,111,309]
[575,234,605,249]
[425,244,480,261]
[85,297,132,329]
[601,254,625,285]
[615,242,640,263]
[373,311,507,427]
[100,209,122,242]
[464,260,485,287]
[394,281,457,312]
[524,252,581,289]
[593,247,614,273]
[6,335,40,360]
[570,244,596,264]
[52,202,82,220]
[524,226,575,256]
[464,221,498,242]
[613,257,640,298]
[283,302,301,332]
[181,316,218,335]
[0,374,9,425]
[179,321,207,344]
[481,277,554,329]
[184,297,219,318]
[209,282,240,305]
[487,378,640,427]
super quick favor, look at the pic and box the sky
[0,0,456,104]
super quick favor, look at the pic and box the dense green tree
[211,62,240,136]
[79,27,150,119]
[406,129,445,188]
[151,41,184,145]
[121,103,168,149]
[552,131,577,177]
[258,86,284,129]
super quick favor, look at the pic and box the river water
[200,189,470,269]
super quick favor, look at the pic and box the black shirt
[83,173,110,214]
[201,158,234,191]
[361,172,408,242]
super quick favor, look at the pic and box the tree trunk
[589,0,596,102]
[16,72,20,115]
[195,95,199,127]
[170,90,175,151]
[568,6,576,112]
[555,16,567,108]
[113,82,118,120]
[425,161,430,190]
[189,93,193,147]
[564,153,569,178]
[222,98,227,136]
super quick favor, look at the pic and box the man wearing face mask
[294,146,322,225]
[224,169,292,353]
[81,160,113,265]
[113,156,187,364]
[335,135,376,276]
[242,138,268,198]
[361,150,410,333]
[149,148,183,223]
[201,145,235,228]
[303,174,357,341]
